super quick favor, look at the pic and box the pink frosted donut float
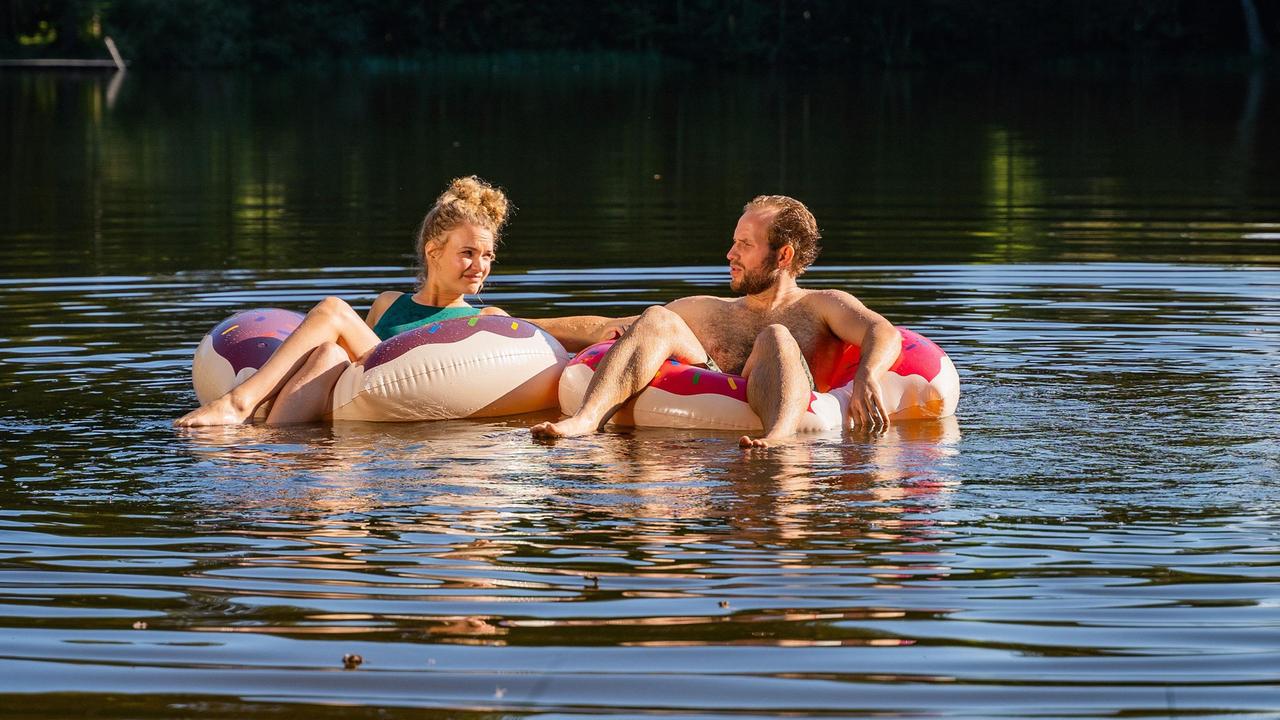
[558,327,959,432]
[191,308,305,404]
[330,315,569,422]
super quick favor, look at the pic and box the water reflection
[160,417,965,651]
[4,66,1279,279]
[177,416,960,535]
[3,63,1280,716]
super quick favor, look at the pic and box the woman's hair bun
[444,175,509,229]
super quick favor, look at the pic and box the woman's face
[426,223,496,296]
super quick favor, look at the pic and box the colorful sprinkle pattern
[209,308,305,374]
[364,315,539,371]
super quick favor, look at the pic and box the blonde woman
[176,176,618,427]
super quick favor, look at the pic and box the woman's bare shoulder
[365,291,404,326]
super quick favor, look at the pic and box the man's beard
[730,254,781,295]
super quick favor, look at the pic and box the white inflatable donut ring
[331,315,569,422]
[558,327,959,431]
[192,308,306,405]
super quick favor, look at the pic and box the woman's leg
[264,342,351,425]
[176,297,381,427]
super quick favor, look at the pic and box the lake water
[1,62,1278,718]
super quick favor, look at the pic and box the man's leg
[264,342,350,425]
[531,305,709,438]
[739,324,812,449]
[176,296,380,427]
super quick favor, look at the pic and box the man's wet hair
[743,195,821,276]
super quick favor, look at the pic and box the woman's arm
[525,315,636,352]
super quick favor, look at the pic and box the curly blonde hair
[415,176,511,284]
[743,195,821,276]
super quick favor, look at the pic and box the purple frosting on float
[209,308,304,374]
[363,315,539,371]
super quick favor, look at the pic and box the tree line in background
[2,0,1274,68]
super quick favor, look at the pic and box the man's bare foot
[739,434,793,449]
[175,395,254,428]
[530,415,599,438]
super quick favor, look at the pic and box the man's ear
[776,244,795,270]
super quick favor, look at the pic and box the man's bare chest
[696,303,836,374]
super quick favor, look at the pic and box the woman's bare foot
[175,394,255,428]
[530,415,599,438]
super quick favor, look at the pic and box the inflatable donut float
[330,315,569,421]
[191,308,305,404]
[192,310,568,422]
[558,327,959,431]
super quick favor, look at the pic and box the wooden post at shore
[105,37,126,72]
[0,36,127,70]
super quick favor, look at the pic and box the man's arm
[525,315,636,352]
[816,290,900,430]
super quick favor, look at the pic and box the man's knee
[634,305,685,335]
[755,323,799,351]
[744,324,803,382]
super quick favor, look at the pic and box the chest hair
[698,301,838,376]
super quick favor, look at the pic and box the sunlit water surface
[1,66,1279,718]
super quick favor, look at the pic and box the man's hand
[597,318,634,343]
[848,371,890,432]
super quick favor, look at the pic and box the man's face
[727,210,781,295]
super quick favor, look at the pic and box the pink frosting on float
[827,328,946,389]
[209,308,305,374]
[570,342,817,409]
[364,315,539,371]
[570,326,947,399]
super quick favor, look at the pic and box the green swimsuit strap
[372,294,480,340]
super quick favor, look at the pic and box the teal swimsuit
[371,294,481,341]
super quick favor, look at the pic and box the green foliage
[104,0,251,67]
[2,0,98,55]
[4,0,1277,68]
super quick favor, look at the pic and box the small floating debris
[131,620,148,630]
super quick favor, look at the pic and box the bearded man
[531,195,900,447]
